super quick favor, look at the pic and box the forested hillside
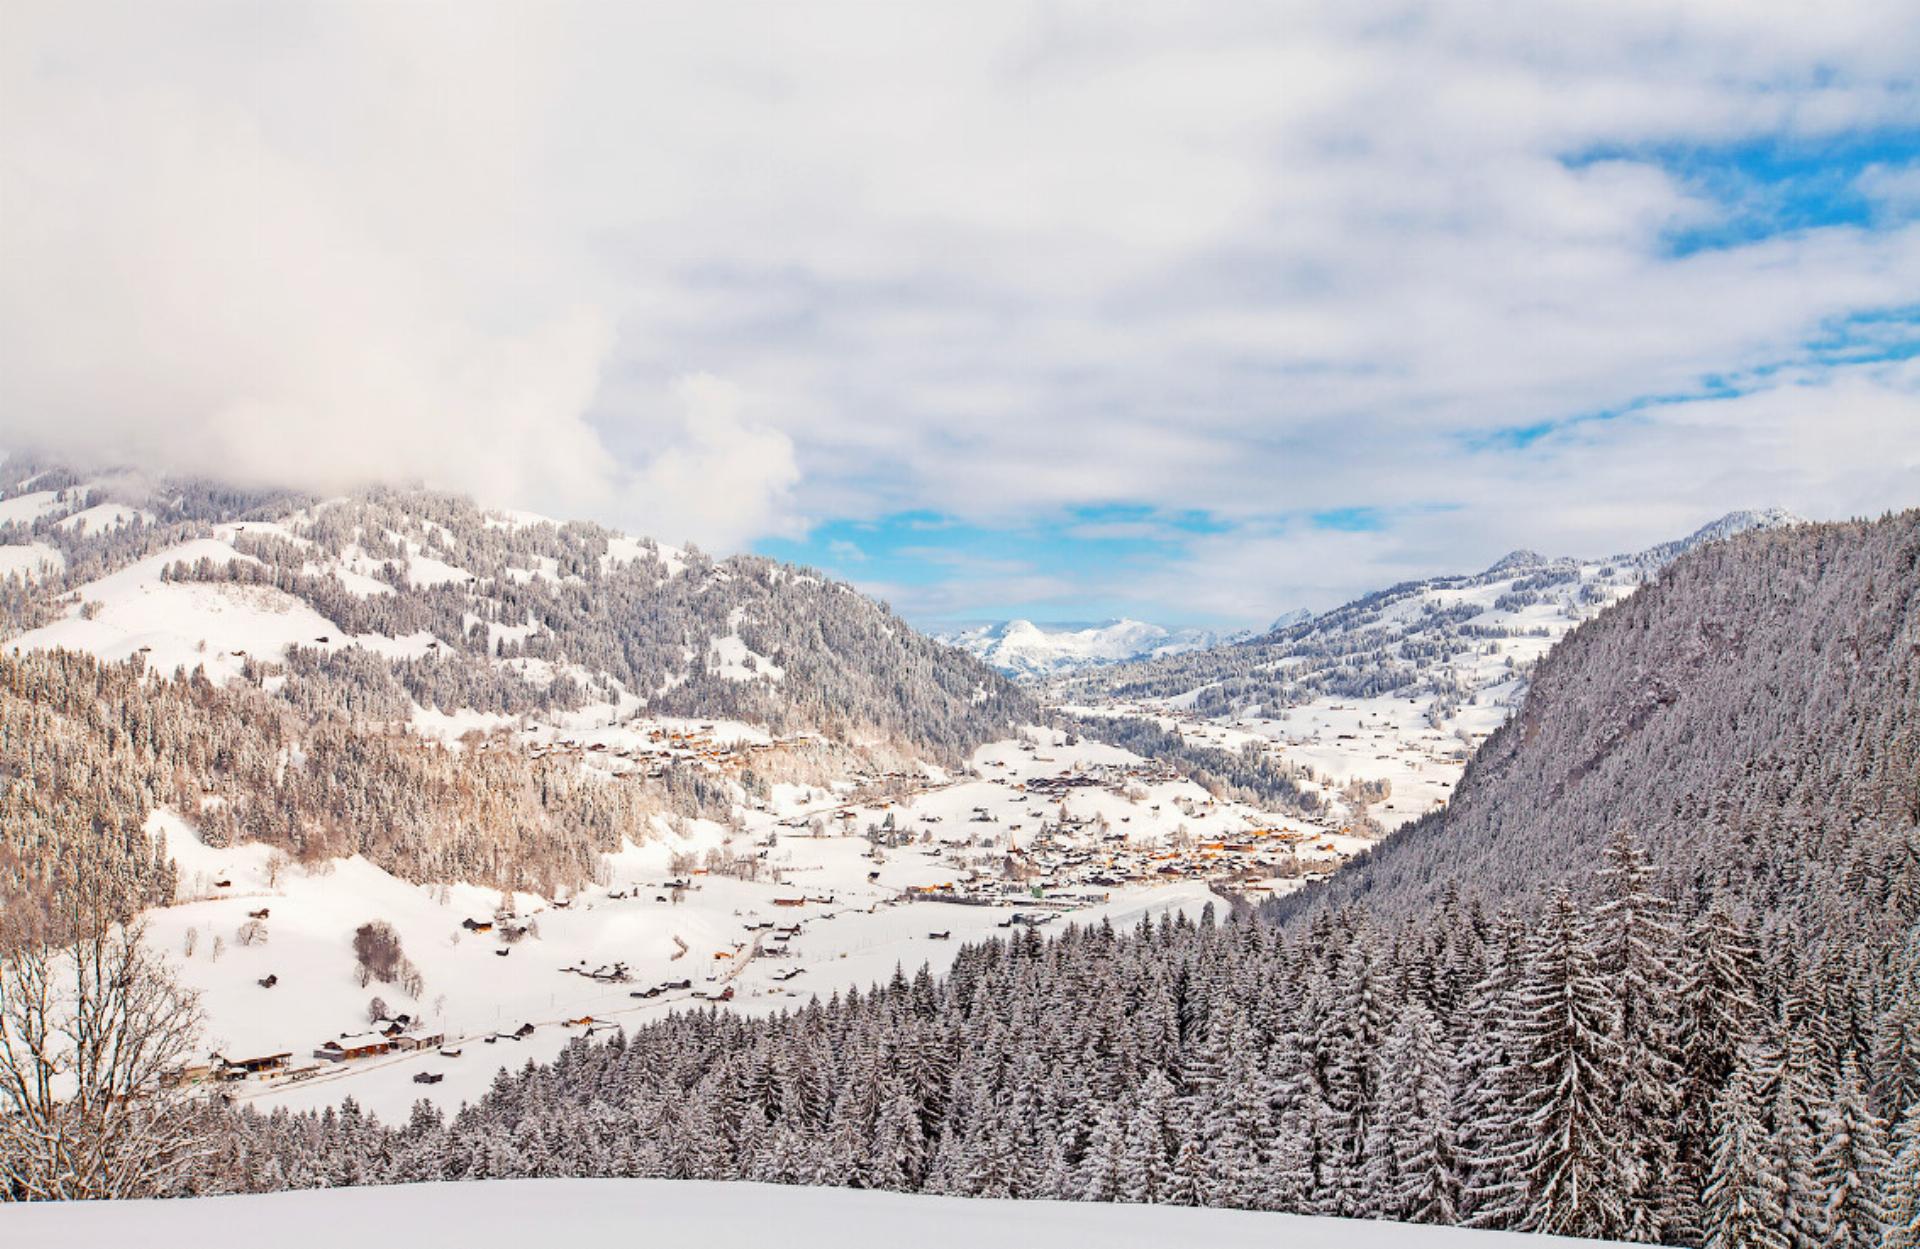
[1057,509,1799,720]
[0,650,662,938]
[1268,510,1920,923]
[0,462,1032,763]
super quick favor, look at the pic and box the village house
[213,1052,292,1080]
[316,1033,394,1062]
[391,1026,446,1051]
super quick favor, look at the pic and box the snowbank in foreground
[0,1178,1613,1248]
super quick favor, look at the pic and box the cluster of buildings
[525,723,803,779]
[898,762,1354,908]
[163,1013,448,1091]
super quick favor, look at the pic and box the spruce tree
[1511,887,1627,1239]
[1701,1049,1788,1249]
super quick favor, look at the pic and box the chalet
[461,917,493,933]
[215,1051,293,1079]
[392,1028,445,1051]
[247,907,271,919]
[771,896,807,908]
[413,1072,444,1085]
[317,1034,392,1062]
[161,1061,214,1088]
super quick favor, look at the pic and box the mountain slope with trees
[1267,509,1920,923]
[0,460,1033,764]
[1055,509,1801,721]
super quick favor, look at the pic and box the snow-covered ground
[0,1178,1613,1248]
[1075,690,1491,833]
[149,723,1349,1121]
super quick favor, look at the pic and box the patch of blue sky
[1565,128,1920,256]
[1309,506,1389,532]
[758,502,1463,628]
[1464,306,1920,457]
[758,504,1190,614]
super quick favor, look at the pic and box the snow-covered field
[149,722,1346,1121]
[1079,691,1487,832]
[0,1178,1613,1248]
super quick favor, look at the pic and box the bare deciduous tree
[0,911,211,1200]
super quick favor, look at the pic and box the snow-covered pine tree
[1364,1000,1463,1225]
[1510,886,1628,1239]
[1700,1048,1788,1249]
[1592,824,1683,1241]
[1884,1106,1920,1249]
[1117,1069,1179,1203]
[1812,1061,1890,1249]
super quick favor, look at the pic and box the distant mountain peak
[1623,507,1806,568]
[1484,549,1550,575]
[1267,607,1315,633]
[937,617,1239,680]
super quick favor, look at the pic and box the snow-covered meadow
[148,720,1334,1121]
[0,1178,1615,1248]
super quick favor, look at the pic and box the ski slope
[0,1177,1617,1248]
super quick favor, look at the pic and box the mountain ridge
[935,616,1243,680]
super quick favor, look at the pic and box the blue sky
[9,2,1920,628]
[760,506,1240,627]
[758,504,1441,628]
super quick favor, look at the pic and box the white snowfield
[0,1178,1616,1248]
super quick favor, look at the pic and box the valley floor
[156,726,1366,1120]
[0,1178,1617,1248]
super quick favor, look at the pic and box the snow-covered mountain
[0,460,1031,760]
[1057,508,1805,719]
[1266,607,1315,632]
[937,617,1243,679]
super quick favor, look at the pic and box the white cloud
[616,374,799,551]
[2,1,1918,617]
